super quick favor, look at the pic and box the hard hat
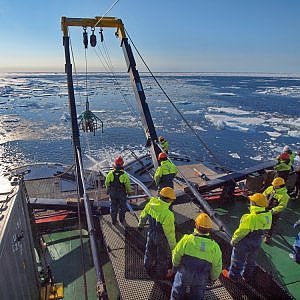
[114,155,124,167]
[158,152,168,160]
[279,152,290,161]
[159,136,165,142]
[272,177,285,187]
[159,187,176,201]
[283,145,290,152]
[195,213,213,229]
[249,193,267,207]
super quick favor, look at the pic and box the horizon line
[0,70,300,76]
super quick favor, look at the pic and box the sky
[0,0,300,73]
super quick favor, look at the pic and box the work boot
[289,253,296,261]
[264,235,272,244]
[222,269,237,282]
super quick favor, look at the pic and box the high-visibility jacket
[289,152,296,166]
[154,160,178,188]
[231,206,272,245]
[139,196,176,250]
[263,186,290,214]
[105,168,131,195]
[172,230,222,281]
[274,159,291,172]
[161,140,169,153]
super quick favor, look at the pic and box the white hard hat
[283,145,290,152]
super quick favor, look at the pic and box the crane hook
[99,28,104,42]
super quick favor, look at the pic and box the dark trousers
[170,257,210,300]
[171,275,206,300]
[110,194,127,223]
[266,213,280,239]
[229,233,262,280]
[275,170,290,182]
[144,235,170,280]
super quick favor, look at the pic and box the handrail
[98,166,152,222]
[75,147,106,299]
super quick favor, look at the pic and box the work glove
[138,225,144,232]
[230,240,236,247]
[294,219,300,229]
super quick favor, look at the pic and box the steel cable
[125,29,230,173]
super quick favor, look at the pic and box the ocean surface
[0,72,299,173]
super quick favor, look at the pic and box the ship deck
[100,202,233,300]
[19,162,300,299]
[204,187,300,299]
[42,230,97,299]
[176,162,300,299]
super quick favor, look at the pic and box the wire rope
[125,29,230,173]
[93,38,142,124]
[96,42,139,118]
[93,0,121,28]
[84,48,88,100]
[70,36,83,104]
[70,32,94,155]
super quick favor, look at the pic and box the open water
[0,72,299,173]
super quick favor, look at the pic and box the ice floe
[212,92,236,96]
[205,106,300,137]
[0,72,299,170]
[205,113,264,132]
[229,152,240,159]
[256,86,300,98]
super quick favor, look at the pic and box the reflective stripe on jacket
[172,230,222,281]
[263,186,290,214]
[231,206,272,245]
[139,196,176,250]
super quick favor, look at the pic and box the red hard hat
[158,152,168,160]
[279,152,290,161]
[114,155,124,167]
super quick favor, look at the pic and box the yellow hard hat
[272,177,285,187]
[159,136,165,142]
[195,213,213,229]
[249,193,267,208]
[159,187,176,201]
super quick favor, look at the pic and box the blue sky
[0,0,300,73]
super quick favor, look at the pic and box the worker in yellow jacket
[222,193,272,281]
[138,187,176,280]
[159,136,169,153]
[154,152,178,190]
[105,156,131,225]
[170,213,222,300]
[263,177,290,244]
